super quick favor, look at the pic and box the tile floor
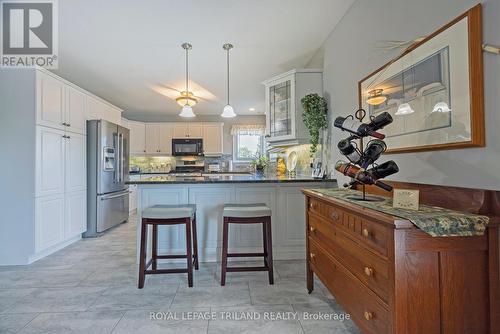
[0,215,360,334]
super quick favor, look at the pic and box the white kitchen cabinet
[146,123,174,155]
[188,123,203,138]
[65,132,86,193]
[121,118,129,129]
[173,123,189,138]
[36,126,66,197]
[128,120,146,154]
[202,122,224,155]
[65,191,87,237]
[37,71,65,130]
[159,123,173,154]
[129,184,137,213]
[66,86,87,135]
[172,122,202,138]
[263,69,323,146]
[87,96,122,124]
[35,194,65,253]
[145,123,161,154]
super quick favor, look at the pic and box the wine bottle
[368,112,393,131]
[333,116,385,139]
[359,139,387,168]
[335,161,393,191]
[367,160,399,179]
[337,139,361,164]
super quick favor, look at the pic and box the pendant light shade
[395,102,415,115]
[221,43,236,118]
[432,102,451,113]
[221,104,236,118]
[366,89,387,105]
[179,104,195,118]
[179,43,196,117]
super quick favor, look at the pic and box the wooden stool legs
[138,216,198,289]
[220,216,273,286]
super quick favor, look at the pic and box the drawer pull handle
[310,253,316,260]
[364,267,373,276]
[310,226,316,233]
[364,311,373,321]
[362,228,370,238]
[330,212,339,220]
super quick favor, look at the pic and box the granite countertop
[127,173,336,184]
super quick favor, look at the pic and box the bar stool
[220,203,273,286]
[138,204,199,288]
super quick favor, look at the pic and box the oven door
[172,139,203,156]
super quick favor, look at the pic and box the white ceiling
[53,0,354,118]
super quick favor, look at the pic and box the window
[232,126,265,161]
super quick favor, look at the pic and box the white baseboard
[28,234,82,264]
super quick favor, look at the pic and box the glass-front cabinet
[263,69,323,146]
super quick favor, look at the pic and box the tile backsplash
[130,156,176,173]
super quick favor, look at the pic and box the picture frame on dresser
[358,4,484,153]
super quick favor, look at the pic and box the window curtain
[230,124,266,136]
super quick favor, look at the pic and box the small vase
[255,167,265,176]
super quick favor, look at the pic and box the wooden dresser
[303,183,499,334]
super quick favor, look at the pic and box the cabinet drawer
[309,238,389,334]
[360,219,389,256]
[308,213,389,302]
[308,197,388,256]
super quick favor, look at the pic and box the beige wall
[322,0,500,190]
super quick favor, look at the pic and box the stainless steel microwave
[172,138,203,156]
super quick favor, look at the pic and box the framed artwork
[358,4,484,153]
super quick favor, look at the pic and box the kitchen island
[127,174,336,262]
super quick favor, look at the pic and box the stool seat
[223,203,271,218]
[142,204,196,219]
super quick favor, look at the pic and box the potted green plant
[301,93,328,157]
[250,155,269,175]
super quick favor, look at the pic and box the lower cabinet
[35,194,65,253]
[35,190,86,254]
[65,191,87,238]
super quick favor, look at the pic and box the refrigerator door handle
[120,133,124,183]
[100,190,129,200]
[114,132,120,183]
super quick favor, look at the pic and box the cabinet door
[35,194,65,252]
[65,132,86,193]
[159,123,173,154]
[173,123,189,138]
[121,118,129,129]
[107,106,122,124]
[37,73,65,130]
[188,122,203,138]
[129,121,146,154]
[129,185,137,213]
[202,123,223,155]
[36,126,66,197]
[266,76,295,141]
[86,96,106,120]
[65,191,86,237]
[66,86,87,135]
[145,123,161,154]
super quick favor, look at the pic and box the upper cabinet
[128,120,146,155]
[202,122,224,156]
[125,120,223,156]
[263,69,323,146]
[145,123,173,155]
[37,72,65,131]
[87,96,122,125]
[65,86,86,135]
[173,122,203,138]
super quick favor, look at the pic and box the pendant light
[366,89,387,105]
[178,42,196,118]
[395,66,414,116]
[221,43,236,118]
[432,101,451,113]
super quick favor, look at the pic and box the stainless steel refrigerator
[85,120,130,237]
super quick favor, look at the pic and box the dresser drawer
[309,238,389,334]
[308,198,359,233]
[360,219,389,256]
[308,213,389,302]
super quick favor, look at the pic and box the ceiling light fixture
[366,89,387,105]
[249,107,256,111]
[221,43,236,118]
[395,102,414,115]
[178,43,196,118]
